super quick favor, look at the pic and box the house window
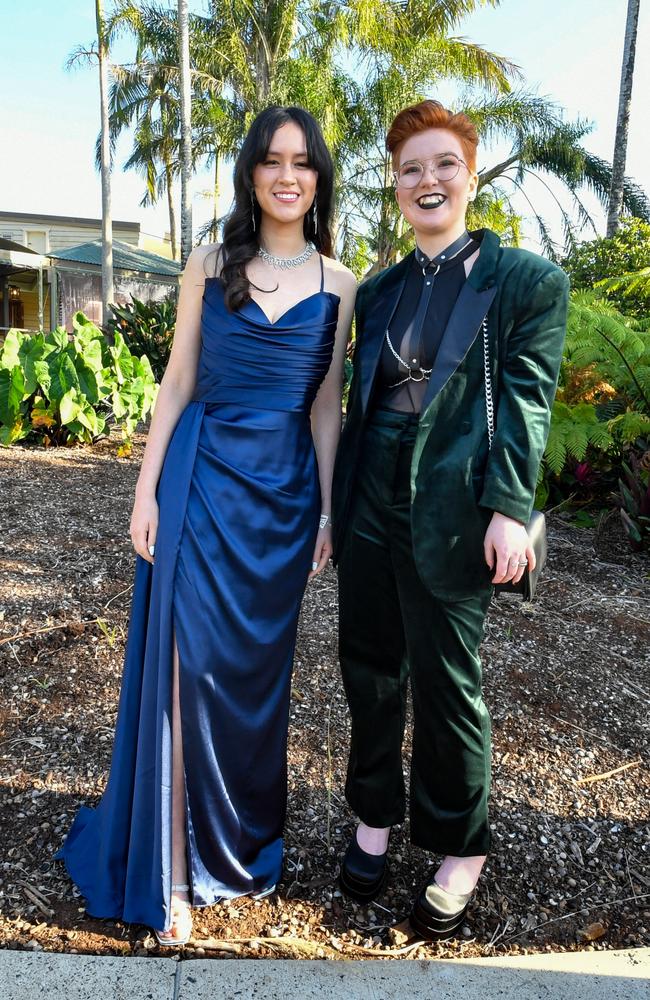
[24,229,48,253]
[0,229,22,244]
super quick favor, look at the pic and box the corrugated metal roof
[0,210,139,230]
[49,240,181,277]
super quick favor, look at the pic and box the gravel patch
[0,436,648,960]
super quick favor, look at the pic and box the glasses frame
[392,153,469,189]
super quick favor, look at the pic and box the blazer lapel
[359,256,411,414]
[420,280,497,414]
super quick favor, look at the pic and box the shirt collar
[414,230,474,271]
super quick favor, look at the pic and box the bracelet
[319,513,330,530]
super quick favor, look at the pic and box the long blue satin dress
[57,257,339,932]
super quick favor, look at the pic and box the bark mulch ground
[1,435,649,963]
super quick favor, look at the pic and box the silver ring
[518,559,528,566]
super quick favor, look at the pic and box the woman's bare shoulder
[185,243,223,280]
[322,256,357,297]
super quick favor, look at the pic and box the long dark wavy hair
[218,106,334,311]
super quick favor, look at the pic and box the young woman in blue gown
[57,106,356,945]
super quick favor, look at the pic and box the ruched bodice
[193,279,339,412]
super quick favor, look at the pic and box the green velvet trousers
[338,409,492,856]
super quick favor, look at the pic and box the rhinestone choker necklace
[257,241,316,270]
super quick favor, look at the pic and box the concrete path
[1,947,648,999]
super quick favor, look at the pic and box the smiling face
[252,121,318,228]
[394,127,478,243]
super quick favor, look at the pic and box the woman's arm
[130,246,212,564]
[309,267,357,577]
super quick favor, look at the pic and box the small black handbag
[494,508,547,600]
[481,317,547,600]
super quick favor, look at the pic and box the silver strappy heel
[154,882,192,947]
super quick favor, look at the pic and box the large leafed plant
[0,312,158,451]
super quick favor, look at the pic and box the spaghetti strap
[318,252,324,292]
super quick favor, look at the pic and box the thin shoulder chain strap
[482,316,495,450]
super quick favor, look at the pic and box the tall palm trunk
[96,0,113,325]
[165,158,178,260]
[606,0,641,237]
[160,95,178,260]
[178,0,192,265]
[377,152,394,268]
[213,150,220,238]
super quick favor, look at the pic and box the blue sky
[0,0,648,249]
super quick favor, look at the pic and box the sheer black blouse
[376,234,478,413]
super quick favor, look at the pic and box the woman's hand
[483,511,535,585]
[309,522,333,579]
[130,489,159,565]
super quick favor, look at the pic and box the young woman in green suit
[332,100,569,940]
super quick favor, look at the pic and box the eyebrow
[265,149,309,157]
[400,151,458,164]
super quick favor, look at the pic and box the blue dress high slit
[57,258,339,932]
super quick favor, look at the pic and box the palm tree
[178,0,192,264]
[337,2,518,267]
[468,94,650,259]
[346,84,650,269]
[96,0,113,323]
[606,0,641,237]
[103,59,182,259]
[104,2,200,260]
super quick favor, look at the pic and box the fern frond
[544,420,567,474]
[565,420,591,461]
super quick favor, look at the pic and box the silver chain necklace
[257,241,316,270]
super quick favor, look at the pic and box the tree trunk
[254,7,271,107]
[165,158,178,260]
[377,152,393,269]
[213,149,220,238]
[178,0,193,265]
[96,0,113,325]
[606,0,641,237]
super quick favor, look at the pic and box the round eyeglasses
[392,153,468,189]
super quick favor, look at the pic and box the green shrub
[561,218,650,318]
[539,296,650,519]
[108,296,176,382]
[0,313,158,451]
[617,453,650,550]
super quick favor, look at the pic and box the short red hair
[387,100,478,172]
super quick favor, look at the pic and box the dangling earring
[251,191,256,232]
[312,196,318,236]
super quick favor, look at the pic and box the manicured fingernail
[312,562,318,571]
[149,545,155,556]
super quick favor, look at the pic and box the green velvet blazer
[332,229,570,599]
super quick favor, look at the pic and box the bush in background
[539,295,650,548]
[108,296,177,382]
[562,218,650,319]
[0,313,158,453]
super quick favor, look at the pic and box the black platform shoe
[409,879,473,941]
[339,829,389,903]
